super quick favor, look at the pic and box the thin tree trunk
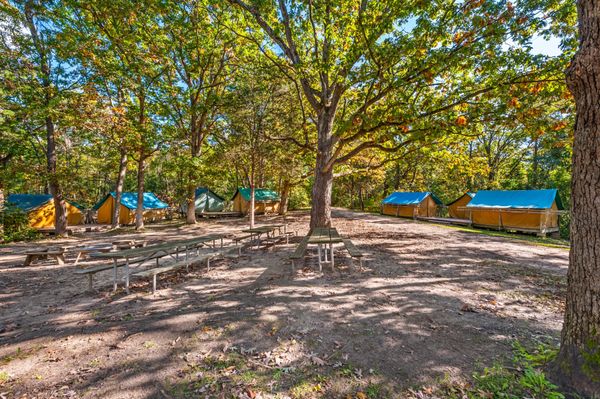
[249,183,255,228]
[135,158,145,230]
[186,184,196,224]
[111,149,127,228]
[47,116,68,235]
[549,1,600,395]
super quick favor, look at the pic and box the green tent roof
[233,188,280,202]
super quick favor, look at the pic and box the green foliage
[433,341,564,399]
[0,204,39,243]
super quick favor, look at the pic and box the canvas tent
[381,191,442,218]
[94,192,168,225]
[6,194,84,228]
[182,187,226,214]
[465,189,563,234]
[232,188,280,215]
[447,192,475,219]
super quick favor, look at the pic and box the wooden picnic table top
[308,227,342,244]
[241,226,279,234]
[90,234,225,259]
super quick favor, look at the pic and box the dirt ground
[0,209,569,398]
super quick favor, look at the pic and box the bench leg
[56,254,65,265]
[74,252,82,265]
[88,274,93,290]
[330,244,335,271]
[152,275,157,294]
[24,255,33,266]
[207,257,211,272]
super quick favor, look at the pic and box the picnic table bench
[290,236,309,270]
[23,247,66,266]
[89,234,226,293]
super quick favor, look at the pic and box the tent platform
[198,211,243,219]
[416,216,471,226]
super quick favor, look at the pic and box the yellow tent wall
[96,196,166,225]
[381,196,438,218]
[232,192,280,215]
[468,201,559,232]
[28,201,83,228]
[448,194,473,219]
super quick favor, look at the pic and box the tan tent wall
[382,203,417,218]
[96,196,166,225]
[419,196,438,217]
[448,194,472,219]
[232,193,280,215]
[382,196,438,218]
[468,201,559,232]
[28,201,84,228]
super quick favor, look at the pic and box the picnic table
[308,227,343,271]
[22,247,66,266]
[290,227,364,271]
[74,244,113,265]
[240,224,286,248]
[112,239,148,250]
[89,234,225,293]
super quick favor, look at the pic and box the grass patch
[0,370,10,384]
[0,346,44,366]
[412,340,566,399]
[437,224,569,249]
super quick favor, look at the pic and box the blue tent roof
[6,194,53,211]
[93,192,168,210]
[382,192,443,206]
[466,189,562,210]
[233,188,280,202]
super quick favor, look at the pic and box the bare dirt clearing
[0,209,568,398]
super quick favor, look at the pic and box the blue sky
[530,35,563,57]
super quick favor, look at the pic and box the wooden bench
[23,248,65,266]
[289,236,309,271]
[342,238,364,269]
[131,252,218,294]
[74,245,112,265]
[75,262,127,290]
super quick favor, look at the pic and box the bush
[0,204,40,243]
[559,212,570,240]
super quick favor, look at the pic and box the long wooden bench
[75,262,127,290]
[342,238,364,269]
[131,252,219,294]
[23,248,65,266]
[289,236,309,271]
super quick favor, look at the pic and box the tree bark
[279,180,291,215]
[135,158,145,230]
[186,184,196,224]
[111,149,127,228]
[46,117,68,235]
[310,110,335,229]
[249,183,255,228]
[549,1,600,395]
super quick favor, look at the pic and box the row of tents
[5,187,282,229]
[381,189,563,235]
[5,188,563,236]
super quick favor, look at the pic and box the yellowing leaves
[456,116,468,126]
[508,97,520,108]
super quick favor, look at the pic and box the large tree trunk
[309,111,335,229]
[111,149,127,228]
[46,117,68,235]
[549,2,600,396]
[135,158,145,230]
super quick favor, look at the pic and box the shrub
[0,204,39,243]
